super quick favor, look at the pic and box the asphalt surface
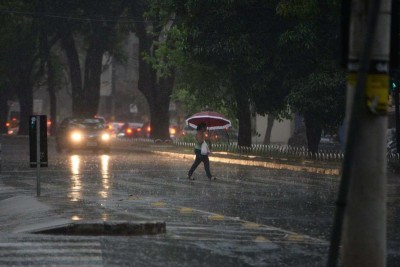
[0,136,399,266]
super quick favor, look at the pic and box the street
[0,136,399,266]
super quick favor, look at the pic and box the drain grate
[31,221,166,236]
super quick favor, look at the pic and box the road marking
[254,236,270,242]
[286,234,305,242]
[0,240,103,266]
[174,205,327,244]
[151,201,166,208]
[179,207,193,213]
[208,214,225,221]
[243,222,260,229]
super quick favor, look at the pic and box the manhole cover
[31,221,166,236]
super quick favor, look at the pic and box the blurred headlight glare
[101,133,110,141]
[71,132,82,142]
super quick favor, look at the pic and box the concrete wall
[252,114,294,144]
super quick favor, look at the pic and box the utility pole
[394,80,400,153]
[336,0,390,266]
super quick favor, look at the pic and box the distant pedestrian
[187,122,216,181]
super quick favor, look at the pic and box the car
[169,125,182,139]
[136,122,182,139]
[56,117,111,153]
[107,122,125,138]
[120,122,144,139]
[138,121,151,138]
[5,118,19,135]
[179,125,196,138]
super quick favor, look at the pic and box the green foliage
[277,0,319,18]
[143,26,187,77]
[278,0,345,133]
[148,0,290,126]
[287,66,346,133]
[171,61,238,127]
[147,0,346,145]
[177,133,196,143]
[0,0,40,84]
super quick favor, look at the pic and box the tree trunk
[61,31,84,117]
[263,114,275,145]
[235,90,252,147]
[149,75,174,140]
[232,69,252,147]
[17,80,33,135]
[83,43,103,117]
[304,114,322,154]
[135,21,173,141]
[47,56,57,135]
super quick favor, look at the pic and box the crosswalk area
[0,235,103,267]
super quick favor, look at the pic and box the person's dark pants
[188,149,212,178]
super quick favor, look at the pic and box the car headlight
[71,131,83,142]
[101,133,110,141]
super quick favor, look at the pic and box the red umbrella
[186,111,231,130]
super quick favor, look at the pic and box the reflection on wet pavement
[100,155,110,199]
[0,137,399,266]
[68,155,82,202]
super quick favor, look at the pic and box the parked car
[5,118,19,135]
[138,122,152,138]
[169,125,181,139]
[179,125,196,138]
[107,122,125,138]
[56,117,111,153]
[120,122,144,139]
[137,122,182,139]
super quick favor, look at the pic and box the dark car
[138,121,151,138]
[136,122,181,139]
[120,122,144,139]
[56,117,111,153]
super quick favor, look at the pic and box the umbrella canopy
[186,111,231,130]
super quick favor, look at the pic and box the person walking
[187,122,216,180]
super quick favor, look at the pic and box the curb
[153,151,340,176]
[30,221,166,236]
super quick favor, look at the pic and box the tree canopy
[278,0,346,152]
[146,0,345,149]
[0,0,347,150]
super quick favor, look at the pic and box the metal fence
[174,141,345,161]
[173,140,400,164]
[127,138,400,164]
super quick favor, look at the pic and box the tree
[0,0,42,135]
[128,0,175,140]
[277,0,346,152]
[147,0,290,146]
[287,70,346,152]
[0,76,11,134]
[38,0,61,135]
[172,62,237,126]
[53,0,129,117]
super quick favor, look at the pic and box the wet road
[0,136,399,266]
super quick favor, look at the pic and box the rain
[1,1,400,266]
